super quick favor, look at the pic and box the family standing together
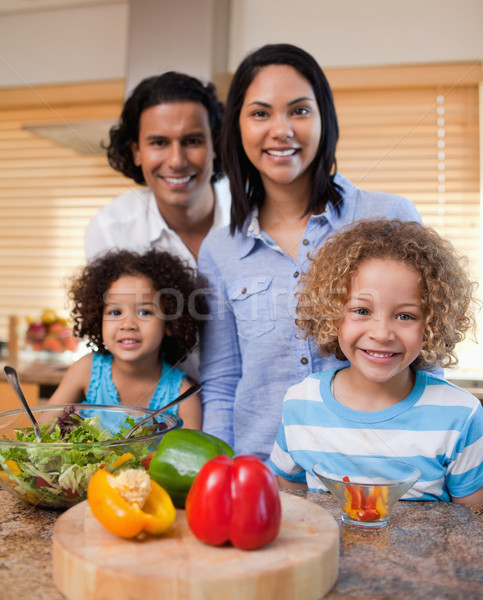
[49,43,483,505]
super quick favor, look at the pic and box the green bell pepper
[148,429,235,508]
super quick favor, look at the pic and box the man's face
[131,101,214,211]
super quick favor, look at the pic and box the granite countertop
[1,488,482,600]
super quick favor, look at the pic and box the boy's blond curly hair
[296,219,479,369]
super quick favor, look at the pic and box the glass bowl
[0,404,182,509]
[313,456,421,528]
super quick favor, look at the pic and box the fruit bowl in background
[0,404,182,509]
[25,309,78,353]
[313,456,421,529]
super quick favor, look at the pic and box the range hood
[21,0,231,156]
[22,120,115,156]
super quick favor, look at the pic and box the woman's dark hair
[107,71,224,184]
[222,43,342,233]
[69,249,208,366]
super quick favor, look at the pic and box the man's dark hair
[107,71,224,184]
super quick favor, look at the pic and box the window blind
[0,67,480,374]
[327,63,481,374]
[0,81,135,341]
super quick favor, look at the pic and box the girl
[198,43,422,461]
[48,249,207,429]
[269,219,483,505]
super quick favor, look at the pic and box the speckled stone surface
[0,490,64,600]
[0,488,481,600]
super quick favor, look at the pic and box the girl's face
[239,64,321,189]
[338,258,424,387]
[102,275,166,365]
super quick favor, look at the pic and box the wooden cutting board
[52,492,339,600]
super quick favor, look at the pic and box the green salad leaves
[0,407,156,508]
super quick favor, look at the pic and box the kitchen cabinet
[0,380,39,411]
[0,356,68,406]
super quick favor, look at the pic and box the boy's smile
[337,258,424,403]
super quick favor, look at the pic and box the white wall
[229,0,483,70]
[0,2,129,87]
[0,0,481,87]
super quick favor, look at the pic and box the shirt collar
[238,206,285,259]
[237,208,259,259]
[146,190,171,243]
[237,172,355,259]
[146,182,228,244]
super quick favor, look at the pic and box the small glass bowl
[0,404,182,509]
[313,456,421,528]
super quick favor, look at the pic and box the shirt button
[241,288,247,294]
[293,271,300,278]
[303,239,309,246]
[300,357,308,365]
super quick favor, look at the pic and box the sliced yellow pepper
[6,460,21,476]
[375,486,389,517]
[87,468,176,538]
[111,452,135,469]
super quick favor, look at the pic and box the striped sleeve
[445,402,483,497]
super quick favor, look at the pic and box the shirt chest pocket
[227,277,275,341]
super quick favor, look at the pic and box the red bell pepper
[186,454,282,550]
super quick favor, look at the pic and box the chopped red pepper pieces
[343,476,388,521]
[141,453,154,470]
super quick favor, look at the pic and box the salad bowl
[0,403,182,509]
[313,456,421,528]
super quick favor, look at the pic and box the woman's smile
[239,64,321,189]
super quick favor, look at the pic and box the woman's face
[239,64,321,189]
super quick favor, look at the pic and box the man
[84,71,230,267]
[84,72,230,378]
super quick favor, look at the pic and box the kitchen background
[0,0,482,380]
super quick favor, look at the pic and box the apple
[26,322,46,342]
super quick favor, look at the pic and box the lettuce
[0,407,154,508]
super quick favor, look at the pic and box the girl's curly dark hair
[107,71,224,185]
[69,249,208,366]
[296,219,480,370]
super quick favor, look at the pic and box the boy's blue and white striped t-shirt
[269,368,483,501]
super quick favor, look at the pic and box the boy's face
[338,258,424,387]
[102,275,166,365]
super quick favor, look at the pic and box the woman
[198,44,423,461]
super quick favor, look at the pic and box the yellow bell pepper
[111,452,135,469]
[87,468,176,538]
[6,460,21,476]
